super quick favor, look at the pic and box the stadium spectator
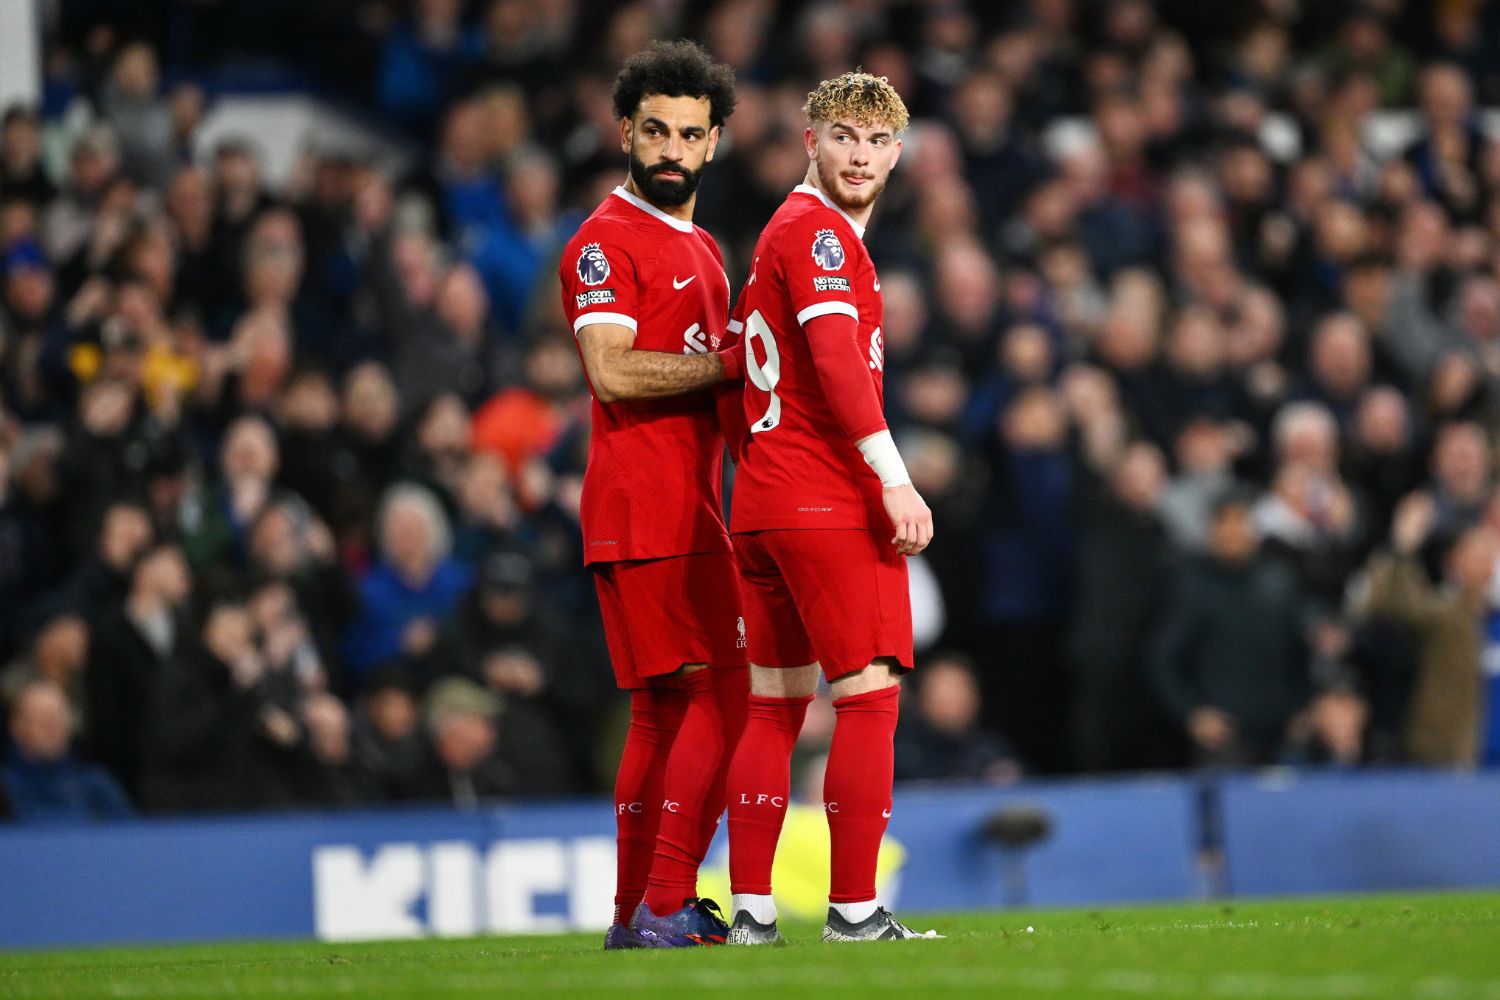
[430,548,570,697]
[246,496,358,695]
[88,543,191,799]
[1343,387,1424,535]
[398,676,570,805]
[377,0,482,135]
[1254,402,1370,611]
[1148,491,1314,767]
[299,691,379,806]
[975,385,1074,772]
[342,483,472,688]
[1160,417,1241,553]
[1357,492,1497,766]
[1424,420,1493,538]
[895,653,1021,784]
[0,106,56,207]
[1,677,131,822]
[330,362,403,554]
[0,440,64,660]
[351,667,427,800]
[98,42,175,188]
[57,499,152,625]
[1068,440,1180,771]
[141,599,306,812]
[0,608,90,731]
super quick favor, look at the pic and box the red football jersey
[559,186,734,564]
[729,184,887,533]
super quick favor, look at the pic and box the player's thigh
[592,552,744,689]
[761,528,914,683]
[732,531,816,671]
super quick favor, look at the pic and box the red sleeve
[559,227,640,338]
[805,312,887,443]
[716,294,750,461]
[779,212,860,331]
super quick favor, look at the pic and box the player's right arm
[563,229,739,405]
[577,323,741,404]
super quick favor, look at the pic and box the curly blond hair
[804,71,910,133]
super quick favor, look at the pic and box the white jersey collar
[793,183,865,240]
[611,185,695,233]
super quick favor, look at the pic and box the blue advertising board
[1,770,1496,949]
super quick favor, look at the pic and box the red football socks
[643,666,749,917]
[614,687,687,924]
[825,685,899,904]
[727,693,814,895]
[693,665,750,860]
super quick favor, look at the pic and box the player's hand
[718,339,746,383]
[883,483,933,556]
[1391,491,1435,555]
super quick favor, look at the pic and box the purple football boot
[628,897,729,947]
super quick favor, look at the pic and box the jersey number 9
[745,309,782,433]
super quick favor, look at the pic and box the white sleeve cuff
[573,312,638,336]
[796,301,859,327]
[856,429,910,488]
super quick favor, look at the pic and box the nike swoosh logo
[882,809,892,818]
[673,275,696,289]
[873,276,881,291]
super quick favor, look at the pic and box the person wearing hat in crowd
[425,544,587,789]
[397,675,571,805]
[1,237,63,422]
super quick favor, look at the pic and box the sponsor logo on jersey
[811,228,845,271]
[869,327,885,371]
[813,276,851,292]
[575,288,615,308]
[683,322,709,354]
[576,242,610,286]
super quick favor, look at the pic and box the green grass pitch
[5,893,1499,999]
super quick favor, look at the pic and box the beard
[815,155,887,213]
[629,147,702,207]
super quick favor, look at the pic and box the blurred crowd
[7,0,1500,822]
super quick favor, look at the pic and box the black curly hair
[611,39,736,127]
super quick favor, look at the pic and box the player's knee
[829,658,903,698]
[749,662,818,698]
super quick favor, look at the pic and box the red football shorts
[592,551,746,690]
[732,528,913,681]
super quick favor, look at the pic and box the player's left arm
[577,323,743,404]
[804,312,932,555]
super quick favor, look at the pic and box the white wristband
[857,430,911,488]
